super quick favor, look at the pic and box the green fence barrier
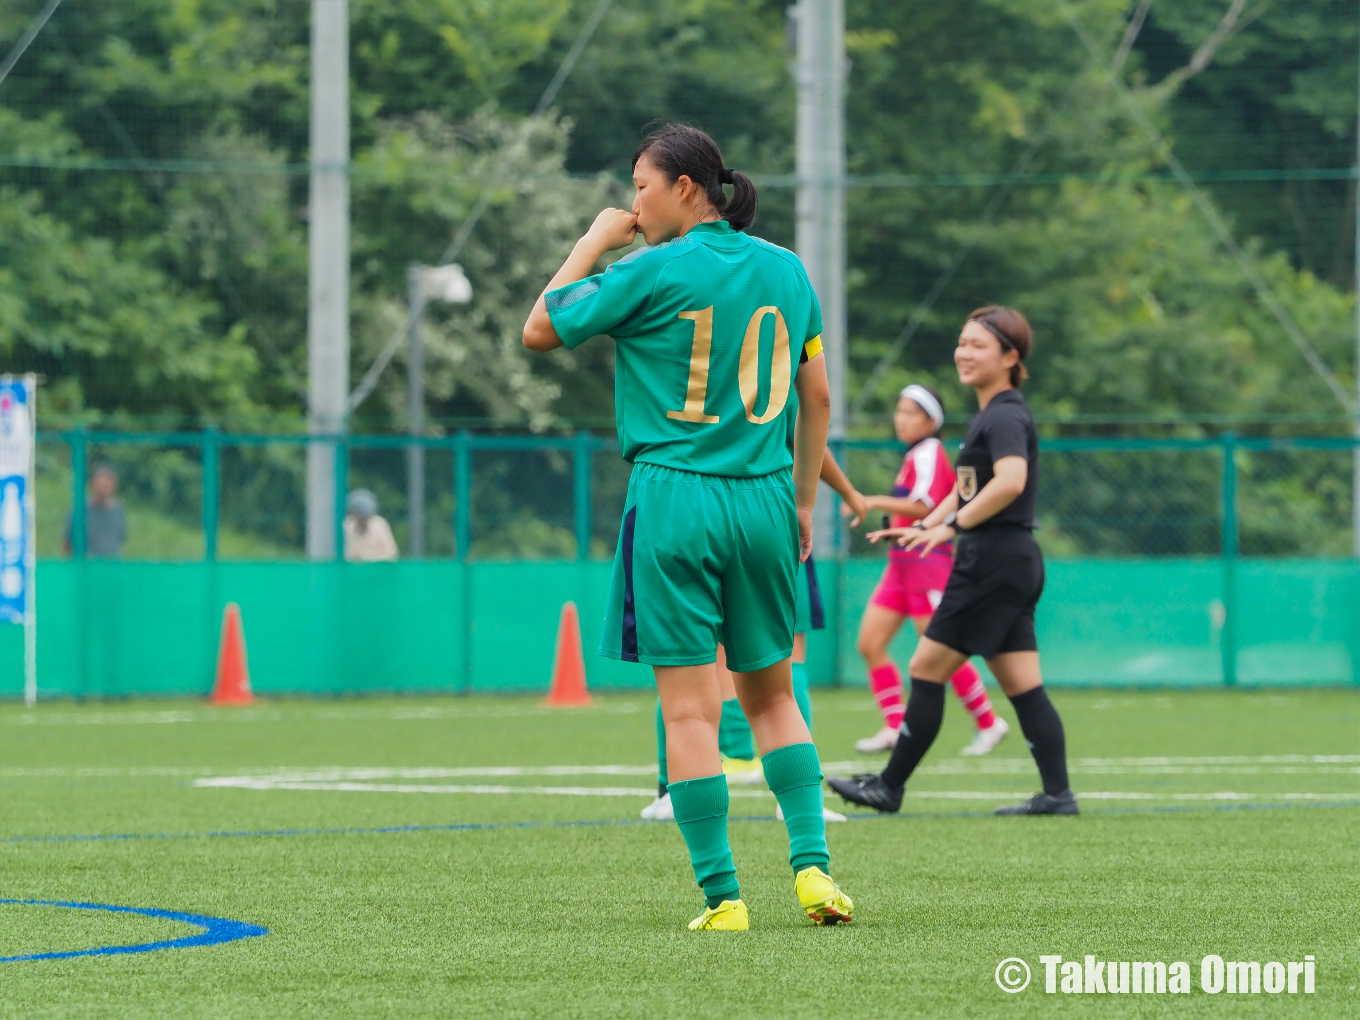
[5,429,1357,697]
[0,557,1355,699]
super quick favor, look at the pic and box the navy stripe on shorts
[620,506,639,661]
[805,553,825,631]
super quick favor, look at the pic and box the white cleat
[776,804,848,823]
[640,792,674,820]
[961,717,1010,756]
[855,726,898,754]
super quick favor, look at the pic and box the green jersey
[545,220,823,477]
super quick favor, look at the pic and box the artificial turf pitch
[1,687,1357,1019]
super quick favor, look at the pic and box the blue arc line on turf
[2,799,1357,846]
[0,899,267,963]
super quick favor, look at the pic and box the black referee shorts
[924,528,1044,660]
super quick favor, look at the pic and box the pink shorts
[870,551,954,618]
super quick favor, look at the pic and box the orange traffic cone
[209,602,254,706]
[545,601,590,706]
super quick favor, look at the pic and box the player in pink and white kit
[850,385,1010,755]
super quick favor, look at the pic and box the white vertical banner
[0,374,36,704]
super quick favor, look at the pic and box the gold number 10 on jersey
[667,306,792,425]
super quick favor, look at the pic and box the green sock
[790,660,813,731]
[762,742,830,873]
[718,697,755,760]
[654,699,668,795]
[668,774,740,908]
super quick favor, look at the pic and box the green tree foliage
[0,0,1354,436]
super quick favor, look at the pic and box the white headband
[900,384,943,427]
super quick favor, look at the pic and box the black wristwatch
[942,511,963,534]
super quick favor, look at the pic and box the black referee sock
[881,679,945,789]
[1008,686,1070,796]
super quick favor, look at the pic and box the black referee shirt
[955,389,1038,530]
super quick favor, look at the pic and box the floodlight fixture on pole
[407,262,472,558]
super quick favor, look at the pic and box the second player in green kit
[523,124,852,930]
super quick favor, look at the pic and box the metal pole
[454,431,473,692]
[407,267,426,558]
[202,428,219,562]
[1220,433,1238,686]
[1353,9,1360,557]
[305,0,350,560]
[793,0,847,559]
[23,374,36,707]
[333,439,348,562]
[70,428,86,560]
[454,431,472,560]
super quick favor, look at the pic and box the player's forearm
[818,450,857,503]
[547,234,613,294]
[956,458,1027,529]
[523,235,612,351]
[919,488,958,529]
[793,368,831,510]
[868,495,933,519]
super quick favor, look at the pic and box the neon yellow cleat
[721,755,764,785]
[795,866,853,925]
[687,899,749,931]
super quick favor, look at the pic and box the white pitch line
[189,774,1359,803]
[6,754,1358,780]
[901,791,1360,801]
[194,777,770,798]
[821,756,1360,776]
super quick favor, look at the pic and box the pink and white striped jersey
[889,437,956,530]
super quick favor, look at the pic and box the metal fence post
[574,431,592,561]
[454,431,472,560]
[333,438,348,562]
[68,427,89,698]
[454,430,474,692]
[69,427,87,560]
[1220,432,1238,686]
[202,428,219,561]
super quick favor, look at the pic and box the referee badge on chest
[958,466,977,500]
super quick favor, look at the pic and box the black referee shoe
[994,790,1079,816]
[826,773,903,813]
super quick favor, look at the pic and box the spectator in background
[64,463,126,558]
[343,489,398,562]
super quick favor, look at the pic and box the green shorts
[600,462,798,672]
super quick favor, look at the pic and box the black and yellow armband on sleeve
[799,334,824,365]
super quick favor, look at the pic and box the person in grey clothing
[65,464,126,558]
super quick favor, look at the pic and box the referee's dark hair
[633,124,758,232]
[967,306,1032,388]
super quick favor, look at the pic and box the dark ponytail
[632,124,759,231]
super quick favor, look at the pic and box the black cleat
[994,790,1080,816]
[826,773,903,813]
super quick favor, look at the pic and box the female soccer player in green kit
[523,124,853,931]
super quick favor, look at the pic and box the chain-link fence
[41,430,1360,563]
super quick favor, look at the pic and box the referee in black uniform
[828,306,1077,816]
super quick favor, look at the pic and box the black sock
[881,679,945,789]
[1008,686,1070,795]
